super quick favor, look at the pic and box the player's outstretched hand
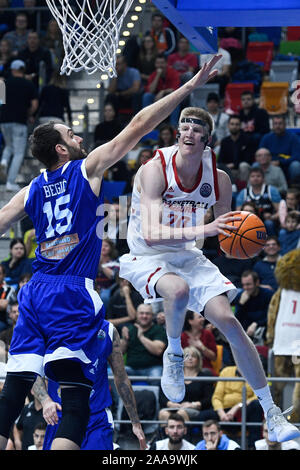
[205,211,242,238]
[191,54,222,89]
[132,423,147,450]
[42,396,62,426]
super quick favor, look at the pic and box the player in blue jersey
[0,54,222,451]
[33,320,146,450]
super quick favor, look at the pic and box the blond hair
[179,107,214,135]
[183,346,203,372]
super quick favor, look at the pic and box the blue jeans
[1,122,28,184]
[287,160,300,182]
[142,92,180,126]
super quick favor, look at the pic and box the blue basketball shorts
[43,408,113,450]
[6,272,104,382]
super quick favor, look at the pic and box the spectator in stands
[106,278,143,332]
[149,12,176,56]
[120,303,167,380]
[0,301,19,355]
[18,31,53,90]
[23,227,36,259]
[181,310,217,373]
[0,38,14,79]
[153,124,176,151]
[167,36,198,84]
[106,54,141,118]
[239,90,270,149]
[158,346,214,424]
[235,167,281,235]
[278,211,300,255]
[259,115,300,183]
[93,102,122,147]
[240,200,260,216]
[133,148,153,172]
[28,422,46,450]
[205,92,229,155]
[195,419,241,451]
[234,270,274,345]
[38,71,72,126]
[136,35,158,88]
[1,238,32,289]
[104,198,130,256]
[0,59,38,191]
[22,0,39,32]
[150,413,195,450]
[218,114,256,185]
[0,0,15,40]
[255,420,300,450]
[200,38,231,97]
[254,147,288,195]
[41,19,63,71]
[142,53,180,126]
[279,188,300,233]
[3,12,31,56]
[212,365,262,449]
[253,236,281,291]
[212,251,254,289]
[0,265,16,333]
[95,238,119,309]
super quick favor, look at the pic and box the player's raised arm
[0,186,28,236]
[85,54,222,179]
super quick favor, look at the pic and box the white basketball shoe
[266,405,300,442]
[161,350,186,403]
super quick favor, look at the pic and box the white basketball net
[45,0,134,76]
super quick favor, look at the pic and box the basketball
[218,211,267,259]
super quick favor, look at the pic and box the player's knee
[54,385,91,447]
[169,280,190,306]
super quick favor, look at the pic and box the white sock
[254,384,275,416]
[166,335,183,356]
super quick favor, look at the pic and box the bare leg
[51,438,80,450]
[204,294,267,390]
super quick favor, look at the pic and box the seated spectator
[14,272,31,299]
[153,124,176,151]
[158,346,214,424]
[235,167,281,235]
[136,35,158,88]
[255,420,300,451]
[167,36,198,85]
[181,311,217,373]
[254,147,288,195]
[105,198,130,256]
[3,12,31,56]
[199,38,231,97]
[0,0,15,40]
[212,251,254,288]
[143,53,180,126]
[278,211,300,255]
[239,90,270,149]
[0,301,19,357]
[149,413,195,450]
[1,238,32,289]
[40,19,63,71]
[18,31,53,90]
[28,422,46,451]
[95,238,119,309]
[0,264,16,332]
[23,227,37,259]
[149,12,176,56]
[234,270,274,345]
[201,207,219,261]
[279,188,300,233]
[205,92,229,156]
[0,38,14,79]
[240,200,260,216]
[210,366,262,449]
[120,303,167,380]
[253,236,281,291]
[106,278,143,332]
[259,115,300,184]
[93,102,123,147]
[38,71,72,126]
[22,0,39,31]
[195,419,240,450]
[133,148,153,172]
[218,115,256,185]
[105,54,141,119]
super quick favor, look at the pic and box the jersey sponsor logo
[40,233,79,259]
[162,198,209,212]
[199,183,212,198]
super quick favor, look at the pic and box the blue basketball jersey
[24,159,104,280]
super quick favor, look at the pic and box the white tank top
[127,145,219,255]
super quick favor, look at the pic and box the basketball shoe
[266,405,300,442]
[161,350,185,403]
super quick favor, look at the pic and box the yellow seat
[259,81,289,115]
[211,344,223,375]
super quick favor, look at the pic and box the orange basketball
[218,211,267,259]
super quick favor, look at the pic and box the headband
[180,117,208,127]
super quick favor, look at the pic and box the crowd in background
[0,1,300,451]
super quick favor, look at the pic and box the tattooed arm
[108,326,146,450]
[32,376,62,425]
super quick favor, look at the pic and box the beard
[169,436,183,445]
[67,142,88,160]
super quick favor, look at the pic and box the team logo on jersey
[97,329,106,340]
[200,183,212,198]
[167,186,174,192]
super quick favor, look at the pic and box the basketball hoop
[45,0,134,76]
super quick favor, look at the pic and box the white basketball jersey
[127,145,219,255]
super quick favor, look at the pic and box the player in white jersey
[119,107,300,443]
